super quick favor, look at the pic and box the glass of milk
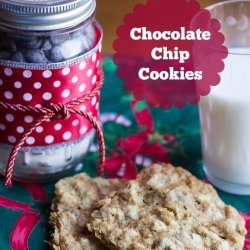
[200,0,250,195]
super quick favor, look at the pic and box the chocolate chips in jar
[0,23,97,63]
[11,52,24,62]
[50,46,64,62]
[50,33,70,45]
[25,49,48,63]
[0,50,11,60]
[40,39,53,51]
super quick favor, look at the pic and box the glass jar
[0,0,102,183]
[199,0,250,195]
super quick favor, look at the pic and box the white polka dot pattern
[72,76,78,83]
[92,53,97,62]
[72,119,79,126]
[79,61,86,70]
[26,136,35,145]
[34,82,42,89]
[87,69,93,77]
[36,126,43,133]
[24,116,33,123]
[0,44,101,146]
[4,68,13,76]
[54,123,62,131]
[62,89,70,98]
[17,126,24,133]
[23,93,32,102]
[63,131,72,140]
[14,81,22,89]
[43,70,52,78]
[80,126,87,135]
[62,67,70,75]
[6,114,14,122]
[4,91,13,100]
[43,92,52,101]
[95,102,99,110]
[92,75,97,84]
[45,135,54,144]
[91,96,97,106]
[8,136,16,143]
[80,105,86,111]
[79,83,86,92]
[23,70,32,78]
[0,124,6,130]
[53,80,61,88]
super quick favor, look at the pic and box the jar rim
[0,0,96,31]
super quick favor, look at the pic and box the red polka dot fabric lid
[0,24,102,148]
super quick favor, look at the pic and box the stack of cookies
[50,164,247,250]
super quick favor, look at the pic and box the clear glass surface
[200,0,250,194]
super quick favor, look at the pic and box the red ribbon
[0,67,105,187]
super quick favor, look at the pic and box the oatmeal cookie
[50,173,125,250]
[88,164,246,250]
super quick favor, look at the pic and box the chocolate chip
[0,37,9,48]
[41,39,52,51]
[71,30,93,52]
[43,50,50,60]
[0,50,11,60]
[25,49,47,63]
[60,39,84,59]
[0,39,17,53]
[11,52,24,62]
[0,39,6,47]
[24,39,43,49]
[50,46,64,62]
[9,40,17,53]
[50,33,70,45]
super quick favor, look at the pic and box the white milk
[199,48,250,194]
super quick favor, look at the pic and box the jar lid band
[0,0,96,31]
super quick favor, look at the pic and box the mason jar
[0,0,102,183]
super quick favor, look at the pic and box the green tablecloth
[0,58,250,250]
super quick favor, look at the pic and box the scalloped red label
[113,0,228,109]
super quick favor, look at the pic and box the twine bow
[0,67,105,187]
